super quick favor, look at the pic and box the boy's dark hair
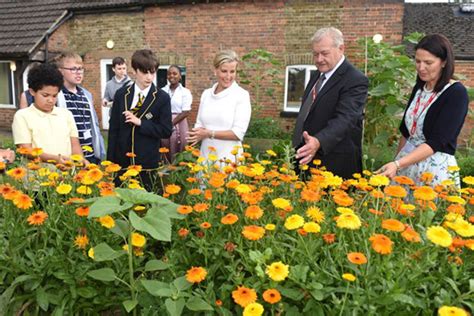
[131,49,159,73]
[112,57,126,67]
[27,63,63,92]
[415,34,455,92]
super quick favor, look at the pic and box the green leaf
[145,259,170,271]
[173,276,192,291]
[123,300,138,312]
[87,268,116,282]
[291,265,309,283]
[149,202,182,220]
[109,219,130,238]
[115,188,163,204]
[93,243,125,262]
[186,296,213,311]
[165,298,185,316]
[469,279,474,292]
[279,287,304,300]
[129,209,171,241]
[88,196,133,218]
[36,287,49,311]
[76,287,97,298]
[310,289,324,301]
[141,279,172,297]
[391,293,414,305]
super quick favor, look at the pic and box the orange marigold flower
[6,167,27,180]
[393,176,415,186]
[13,193,33,210]
[0,183,15,197]
[347,252,367,265]
[193,203,209,213]
[301,188,321,202]
[4,189,20,201]
[401,225,421,243]
[323,233,336,244]
[370,190,385,199]
[105,163,121,173]
[159,147,170,153]
[27,211,48,226]
[384,185,407,198]
[369,234,393,254]
[245,205,263,220]
[74,234,89,249]
[242,225,265,241]
[126,152,137,158]
[200,222,212,229]
[85,168,103,183]
[215,299,223,306]
[177,205,193,215]
[188,188,202,195]
[447,204,465,215]
[204,189,212,200]
[262,288,281,304]
[178,228,189,238]
[75,206,90,217]
[221,213,239,225]
[414,186,437,201]
[368,208,384,216]
[165,184,181,195]
[333,193,354,206]
[186,266,207,283]
[381,218,405,232]
[232,286,257,307]
[420,172,434,184]
[241,191,264,205]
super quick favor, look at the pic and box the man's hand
[295,131,320,165]
[123,111,141,126]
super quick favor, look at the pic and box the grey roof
[404,3,474,60]
[0,0,142,58]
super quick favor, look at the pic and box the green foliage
[359,33,423,147]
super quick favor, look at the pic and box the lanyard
[410,90,437,135]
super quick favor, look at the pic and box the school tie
[132,92,144,113]
[292,74,326,147]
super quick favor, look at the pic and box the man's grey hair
[311,27,344,47]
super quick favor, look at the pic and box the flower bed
[0,146,473,315]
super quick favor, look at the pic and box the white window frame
[283,64,317,112]
[0,60,16,109]
[100,59,113,129]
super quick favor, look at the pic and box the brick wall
[455,61,474,145]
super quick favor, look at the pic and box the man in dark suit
[107,49,172,191]
[293,27,368,179]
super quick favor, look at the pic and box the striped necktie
[132,92,144,113]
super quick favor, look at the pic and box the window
[0,61,16,108]
[155,65,187,88]
[284,65,317,112]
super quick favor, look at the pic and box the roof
[404,3,474,60]
[0,0,142,58]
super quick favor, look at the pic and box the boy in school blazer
[107,49,172,191]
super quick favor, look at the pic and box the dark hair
[415,34,454,92]
[168,64,181,73]
[131,49,159,73]
[27,63,63,92]
[112,57,126,67]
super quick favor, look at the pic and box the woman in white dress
[161,65,192,161]
[187,50,251,161]
[377,34,469,186]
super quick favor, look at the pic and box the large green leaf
[88,196,133,218]
[144,259,170,271]
[93,243,125,262]
[36,286,49,311]
[115,188,163,204]
[141,279,172,297]
[165,298,185,316]
[123,300,138,312]
[109,219,130,239]
[186,296,213,311]
[173,276,192,292]
[129,209,171,241]
[149,203,182,220]
[87,268,116,282]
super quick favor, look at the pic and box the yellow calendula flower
[70,154,83,162]
[131,232,146,247]
[306,206,325,223]
[369,174,390,187]
[48,172,59,181]
[336,213,362,230]
[336,207,355,215]
[243,303,264,316]
[265,224,276,231]
[446,217,474,238]
[266,150,277,157]
[208,154,218,161]
[447,165,460,172]
[122,169,139,178]
[441,179,455,187]
[284,214,305,230]
[462,176,474,186]
[82,145,93,153]
[266,261,289,282]
[303,222,321,233]
[77,185,92,195]
[99,215,115,229]
[342,273,356,282]
[88,248,94,259]
[272,198,291,209]
[446,196,466,205]
[134,205,146,211]
[426,226,452,247]
[56,184,72,195]
[101,160,112,166]
[438,306,468,316]
[38,168,51,177]
[235,184,252,194]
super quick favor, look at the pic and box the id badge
[83,130,92,139]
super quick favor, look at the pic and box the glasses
[61,67,84,73]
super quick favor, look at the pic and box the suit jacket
[107,83,172,169]
[296,59,368,179]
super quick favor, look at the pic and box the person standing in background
[161,65,192,161]
[102,57,130,108]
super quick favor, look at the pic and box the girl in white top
[161,65,192,161]
[187,50,251,161]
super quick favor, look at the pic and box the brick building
[0,0,472,141]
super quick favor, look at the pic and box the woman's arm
[172,111,189,125]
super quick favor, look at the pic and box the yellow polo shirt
[12,105,79,156]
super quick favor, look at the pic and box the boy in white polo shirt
[12,63,84,165]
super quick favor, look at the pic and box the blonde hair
[311,27,344,47]
[54,51,83,68]
[213,50,239,69]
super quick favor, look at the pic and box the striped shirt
[61,87,94,159]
